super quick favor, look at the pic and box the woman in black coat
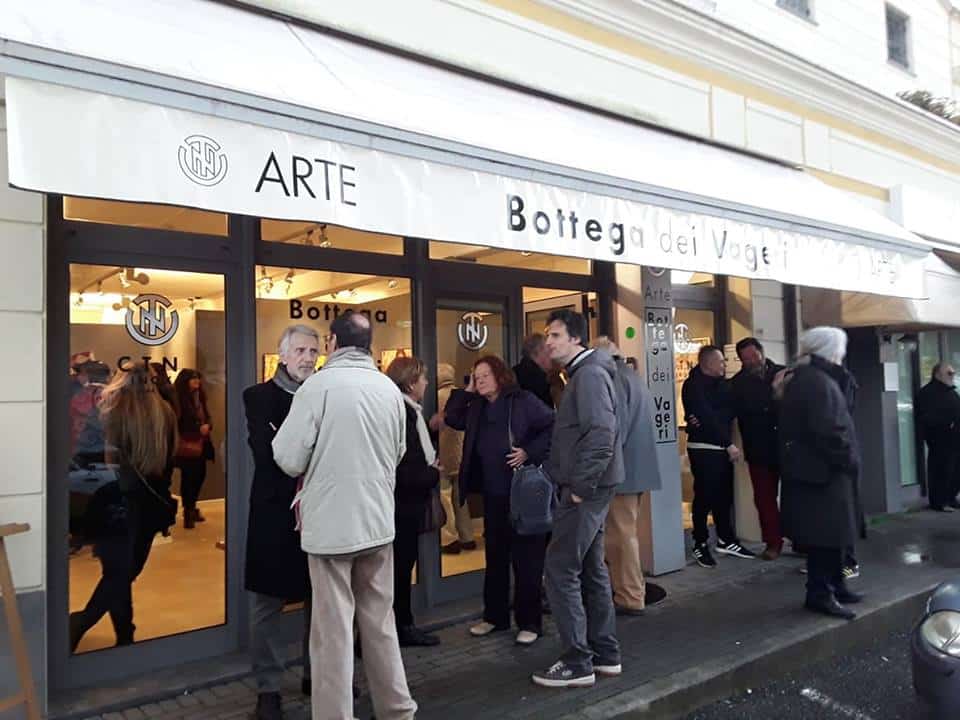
[779,327,863,621]
[174,369,214,529]
[387,356,442,648]
[444,355,554,645]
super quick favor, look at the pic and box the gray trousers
[545,485,620,673]
[251,592,311,693]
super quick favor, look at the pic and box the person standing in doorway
[731,337,786,561]
[532,310,623,689]
[682,346,756,568]
[590,337,663,616]
[514,333,556,409]
[917,362,960,512]
[779,327,863,620]
[273,311,417,720]
[243,324,319,720]
[432,363,476,555]
[174,369,213,529]
[387,355,442,648]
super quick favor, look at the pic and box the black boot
[193,507,206,523]
[184,507,195,529]
[835,585,865,604]
[255,692,283,720]
[804,594,856,620]
[397,625,440,647]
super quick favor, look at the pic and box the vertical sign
[643,268,677,444]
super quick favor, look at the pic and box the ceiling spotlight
[348,289,358,298]
[97,281,105,296]
[330,291,340,300]
[188,298,197,312]
[112,294,131,312]
[129,268,150,285]
[284,270,295,295]
[118,271,131,289]
[387,279,399,289]
[304,229,315,246]
[258,267,274,294]
[318,224,332,249]
[520,251,533,257]
[74,292,84,308]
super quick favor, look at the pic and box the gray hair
[591,335,622,357]
[278,324,320,354]
[799,326,848,365]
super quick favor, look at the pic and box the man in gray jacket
[273,311,417,720]
[533,310,624,689]
[591,336,662,616]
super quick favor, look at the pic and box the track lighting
[319,224,331,248]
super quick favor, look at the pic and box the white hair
[799,326,848,365]
[591,335,622,357]
[278,324,320,354]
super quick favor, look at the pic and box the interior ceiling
[70,265,225,301]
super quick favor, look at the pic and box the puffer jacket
[273,348,406,556]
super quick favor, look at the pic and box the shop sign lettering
[255,151,357,206]
[644,266,677,445]
[289,299,387,323]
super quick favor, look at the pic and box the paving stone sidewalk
[70,510,960,720]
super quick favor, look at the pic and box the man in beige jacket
[273,310,417,720]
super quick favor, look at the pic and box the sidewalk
[65,510,960,720]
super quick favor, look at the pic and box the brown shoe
[761,546,781,561]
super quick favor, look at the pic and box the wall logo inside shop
[126,294,180,346]
[178,134,228,186]
[457,312,489,351]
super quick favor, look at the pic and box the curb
[558,582,936,720]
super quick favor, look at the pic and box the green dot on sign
[625,326,636,339]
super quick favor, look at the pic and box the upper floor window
[886,4,911,70]
[776,0,812,21]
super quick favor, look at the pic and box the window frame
[775,0,814,23]
[885,3,913,72]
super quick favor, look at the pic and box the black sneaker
[531,661,596,688]
[716,539,756,559]
[255,692,283,720]
[842,564,860,580]
[692,543,717,568]
[398,625,440,647]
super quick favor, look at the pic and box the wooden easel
[0,523,41,720]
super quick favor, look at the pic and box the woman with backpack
[444,355,554,646]
[70,362,178,651]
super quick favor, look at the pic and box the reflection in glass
[68,264,226,653]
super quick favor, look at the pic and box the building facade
[1,1,959,716]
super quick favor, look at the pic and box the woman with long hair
[386,355,442,647]
[70,362,178,651]
[174,369,213,529]
[444,355,554,645]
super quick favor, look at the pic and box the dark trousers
[178,458,207,511]
[805,546,846,601]
[689,448,735,545]
[75,524,156,644]
[747,463,782,550]
[927,445,958,510]
[482,494,548,633]
[392,515,420,629]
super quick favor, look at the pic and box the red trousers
[748,463,782,550]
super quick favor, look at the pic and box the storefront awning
[0,0,931,297]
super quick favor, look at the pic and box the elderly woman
[779,327,863,620]
[444,355,554,645]
[386,356,442,648]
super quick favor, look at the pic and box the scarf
[272,363,303,395]
[403,394,437,466]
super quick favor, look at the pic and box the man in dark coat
[682,345,755,568]
[513,332,556,408]
[916,363,960,512]
[591,336,663,615]
[243,324,319,720]
[779,327,863,621]
[731,338,786,560]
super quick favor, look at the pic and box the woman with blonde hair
[70,362,178,651]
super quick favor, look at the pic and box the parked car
[912,579,960,715]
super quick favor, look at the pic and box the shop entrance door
[47,202,254,693]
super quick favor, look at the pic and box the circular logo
[125,294,180,347]
[457,312,489,351]
[647,267,667,277]
[674,323,692,354]
[178,135,228,186]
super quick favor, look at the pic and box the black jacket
[731,359,784,467]
[395,402,441,528]
[243,380,309,601]
[681,366,735,448]
[779,355,861,549]
[444,384,554,504]
[916,379,960,448]
[513,356,554,409]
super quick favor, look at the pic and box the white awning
[0,0,930,297]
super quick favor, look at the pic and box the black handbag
[420,485,447,534]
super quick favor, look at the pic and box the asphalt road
[684,629,940,720]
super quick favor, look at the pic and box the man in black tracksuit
[917,362,960,512]
[682,345,755,568]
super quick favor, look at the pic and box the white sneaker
[515,630,539,646]
[594,662,623,677]
[469,622,499,637]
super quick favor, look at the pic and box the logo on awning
[178,135,228,186]
[126,294,180,346]
[457,312,489,351]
